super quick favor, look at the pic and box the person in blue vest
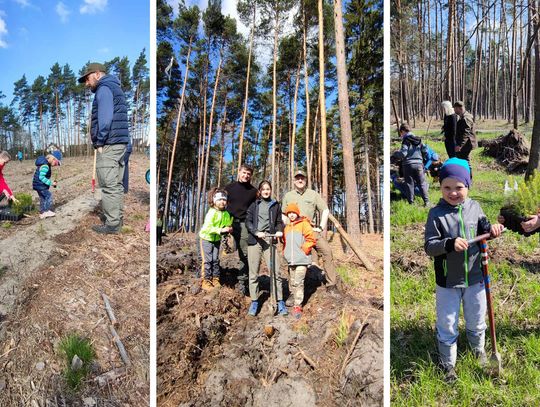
[78,62,129,234]
[32,151,62,219]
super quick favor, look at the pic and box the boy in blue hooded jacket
[32,151,61,219]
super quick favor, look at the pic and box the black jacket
[245,199,284,245]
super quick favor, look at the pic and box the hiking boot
[201,279,214,291]
[247,301,258,317]
[474,349,488,367]
[292,305,303,320]
[443,366,458,383]
[212,277,221,288]
[285,294,294,307]
[92,224,120,234]
[277,300,288,316]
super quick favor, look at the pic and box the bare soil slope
[157,232,383,406]
[0,154,149,406]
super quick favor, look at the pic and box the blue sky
[0,0,149,102]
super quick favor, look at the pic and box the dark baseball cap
[78,62,106,83]
[294,169,307,177]
[453,101,464,108]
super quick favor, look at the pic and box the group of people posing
[198,165,340,320]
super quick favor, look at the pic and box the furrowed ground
[391,123,540,406]
[0,154,149,406]
[157,231,383,406]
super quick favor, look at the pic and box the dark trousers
[200,239,221,280]
[403,162,429,204]
[455,144,473,178]
[444,139,456,159]
[157,225,163,246]
[232,220,249,287]
[123,151,131,194]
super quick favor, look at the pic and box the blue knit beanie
[439,158,471,188]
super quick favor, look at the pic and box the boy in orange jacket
[282,202,317,319]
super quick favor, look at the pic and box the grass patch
[336,265,361,287]
[2,222,12,229]
[391,129,540,405]
[10,192,33,215]
[334,309,353,347]
[58,334,96,391]
[121,226,134,234]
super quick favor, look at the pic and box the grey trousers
[436,282,486,369]
[200,239,221,279]
[248,240,283,301]
[96,144,126,227]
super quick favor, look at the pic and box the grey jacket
[397,133,428,166]
[425,198,491,288]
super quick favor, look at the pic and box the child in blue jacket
[33,151,61,219]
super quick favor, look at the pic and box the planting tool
[466,228,506,246]
[266,234,279,316]
[92,149,97,193]
[480,238,503,377]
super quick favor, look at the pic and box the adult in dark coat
[453,101,477,175]
[441,100,457,158]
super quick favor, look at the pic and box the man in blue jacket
[78,62,129,234]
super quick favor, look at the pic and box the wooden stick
[109,325,131,366]
[328,213,375,271]
[295,347,318,369]
[101,292,119,327]
[340,313,370,377]
[94,367,127,386]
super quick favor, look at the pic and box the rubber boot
[277,300,288,316]
[247,301,258,317]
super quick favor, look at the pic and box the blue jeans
[37,189,53,213]
[436,281,486,369]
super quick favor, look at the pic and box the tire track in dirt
[0,192,99,317]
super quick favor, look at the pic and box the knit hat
[439,157,471,188]
[51,150,62,166]
[284,202,301,216]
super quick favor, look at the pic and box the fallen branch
[294,347,318,370]
[340,313,371,377]
[109,325,131,366]
[328,214,375,271]
[101,292,119,327]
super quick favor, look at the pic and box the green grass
[391,129,540,406]
[58,334,96,391]
[334,310,352,347]
[1,222,12,229]
[336,265,362,287]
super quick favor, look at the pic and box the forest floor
[391,130,540,405]
[157,231,383,406]
[0,154,150,406]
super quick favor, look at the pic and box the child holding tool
[424,158,504,382]
[245,181,287,317]
[198,188,233,291]
[282,202,317,319]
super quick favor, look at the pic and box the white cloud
[0,13,8,48]
[80,0,107,15]
[98,47,110,54]
[14,0,31,7]
[56,2,70,23]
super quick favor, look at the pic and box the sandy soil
[0,154,150,406]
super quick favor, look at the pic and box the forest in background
[391,0,540,176]
[0,52,150,157]
[157,0,383,239]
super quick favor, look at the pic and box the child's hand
[454,237,468,252]
[274,231,283,237]
[9,196,19,204]
[256,231,266,238]
[490,223,504,238]
[221,226,232,234]
[521,214,540,233]
[53,181,58,187]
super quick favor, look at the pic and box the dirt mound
[479,129,529,172]
[157,235,383,406]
